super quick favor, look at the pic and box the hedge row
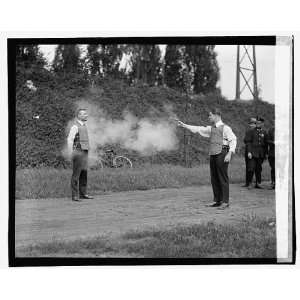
[16,72,275,168]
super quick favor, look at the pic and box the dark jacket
[243,128,253,155]
[244,128,268,158]
[267,127,275,157]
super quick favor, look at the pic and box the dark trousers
[244,154,248,184]
[244,154,252,185]
[268,156,275,184]
[210,150,229,204]
[71,150,88,198]
[248,157,264,184]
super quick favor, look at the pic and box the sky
[215,45,275,102]
[39,44,275,103]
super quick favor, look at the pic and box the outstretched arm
[177,120,211,138]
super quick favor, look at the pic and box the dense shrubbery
[16,68,87,167]
[16,72,275,168]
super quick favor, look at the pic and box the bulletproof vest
[209,125,224,155]
[73,120,89,150]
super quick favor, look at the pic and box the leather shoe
[218,203,229,210]
[255,184,263,189]
[241,184,249,187]
[72,197,82,202]
[80,194,94,199]
[206,202,221,207]
[269,184,275,190]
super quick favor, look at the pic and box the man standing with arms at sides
[177,108,237,209]
[242,118,257,188]
[67,108,94,202]
[245,117,268,189]
[267,126,275,189]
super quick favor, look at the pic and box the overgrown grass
[16,217,276,258]
[16,157,271,199]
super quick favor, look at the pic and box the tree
[85,44,123,78]
[16,45,46,68]
[86,44,101,75]
[16,45,50,89]
[124,45,161,85]
[164,45,185,90]
[52,45,81,73]
[99,45,123,78]
[185,45,219,94]
[164,45,219,94]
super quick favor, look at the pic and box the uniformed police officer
[177,108,237,209]
[267,126,275,189]
[242,118,257,187]
[67,108,94,201]
[245,117,268,189]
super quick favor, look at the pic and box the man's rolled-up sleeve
[67,125,78,154]
[224,126,237,153]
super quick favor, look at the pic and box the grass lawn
[16,157,271,199]
[16,217,276,258]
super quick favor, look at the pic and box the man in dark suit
[245,117,268,189]
[242,118,257,187]
[267,126,275,189]
[67,108,94,201]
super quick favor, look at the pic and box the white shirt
[184,120,237,153]
[67,120,85,153]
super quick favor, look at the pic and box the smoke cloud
[64,99,179,164]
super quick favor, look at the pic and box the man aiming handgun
[177,108,237,209]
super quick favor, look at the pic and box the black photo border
[8,35,295,267]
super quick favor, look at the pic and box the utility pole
[252,46,259,99]
[235,45,240,99]
[235,45,259,100]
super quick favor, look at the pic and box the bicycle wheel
[113,156,133,168]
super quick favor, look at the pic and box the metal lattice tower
[235,45,259,100]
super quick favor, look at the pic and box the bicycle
[97,149,133,169]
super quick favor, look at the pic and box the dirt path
[15,183,275,247]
